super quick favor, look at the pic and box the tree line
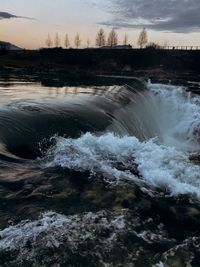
[45,28,152,49]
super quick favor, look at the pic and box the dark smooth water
[0,80,150,222]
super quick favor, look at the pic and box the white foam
[153,262,165,267]
[45,133,141,185]
[44,83,200,198]
[0,211,126,252]
[147,83,200,151]
[0,209,172,261]
[44,132,200,198]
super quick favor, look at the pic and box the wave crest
[44,132,200,198]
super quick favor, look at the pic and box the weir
[0,80,199,160]
[0,80,147,158]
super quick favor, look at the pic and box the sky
[0,0,200,49]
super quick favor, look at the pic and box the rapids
[0,79,200,267]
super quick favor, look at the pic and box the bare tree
[54,32,60,47]
[107,29,118,47]
[137,28,148,48]
[162,40,169,49]
[64,34,70,48]
[146,42,161,49]
[123,34,129,45]
[45,34,53,48]
[96,28,106,47]
[74,33,81,48]
[87,38,90,48]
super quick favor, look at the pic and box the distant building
[99,44,132,49]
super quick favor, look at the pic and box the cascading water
[0,80,200,267]
[147,82,200,151]
[45,82,200,198]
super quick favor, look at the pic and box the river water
[0,79,199,267]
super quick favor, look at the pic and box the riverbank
[0,48,200,94]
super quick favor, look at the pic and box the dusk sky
[0,0,200,49]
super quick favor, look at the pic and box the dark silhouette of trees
[146,42,161,49]
[64,34,70,48]
[45,34,53,48]
[55,33,61,47]
[162,41,169,49]
[96,28,106,47]
[107,29,118,47]
[87,38,91,48]
[138,28,148,48]
[123,34,129,45]
[74,33,81,48]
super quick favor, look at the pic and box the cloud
[99,0,200,32]
[0,12,17,19]
[0,11,34,20]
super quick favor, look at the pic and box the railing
[163,46,200,50]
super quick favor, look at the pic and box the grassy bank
[0,48,200,87]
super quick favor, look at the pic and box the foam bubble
[0,211,126,252]
[44,132,200,198]
[147,83,200,151]
[43,83,200,198]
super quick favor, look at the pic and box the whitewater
[44,82,200,199]
[0,80,200,267]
